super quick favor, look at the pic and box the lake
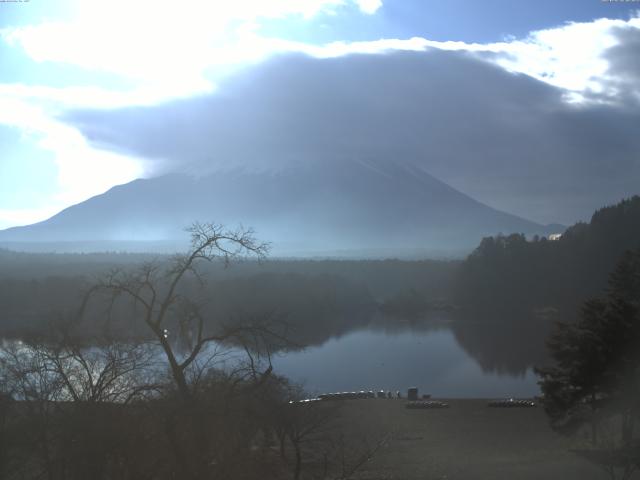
[271,322,541,398]
[1,314,547,399]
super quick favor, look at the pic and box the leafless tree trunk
[75,223,294,479]
[81,222,270,402]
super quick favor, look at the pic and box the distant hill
[455,195,640,312]
[0,160,561,257]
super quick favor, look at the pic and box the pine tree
[536,249,640,445]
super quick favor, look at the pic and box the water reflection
[451,316,554,376]
[272,314,544,398]
[1,310,553,398]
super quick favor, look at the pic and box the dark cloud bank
[67,47,640,226]
[601,26,640,105]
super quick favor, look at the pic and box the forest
[455,196,640,315]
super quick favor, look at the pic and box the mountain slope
[0,160,560,257]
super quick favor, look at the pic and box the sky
[1,0,640,229]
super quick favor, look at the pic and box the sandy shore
[332,398,607,479]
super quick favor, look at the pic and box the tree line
[454,196,640,315]
[0,249,457,341]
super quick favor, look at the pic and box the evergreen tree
[536,249,640,447]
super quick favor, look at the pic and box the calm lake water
[2,316,544,399]
[271,326,540,398]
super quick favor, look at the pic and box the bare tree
[273,392,390,480]
[83,222,270,401]
[0,327,159,480]
[281,401,339,480]
[75,223,294,479]
[320,432,389,480]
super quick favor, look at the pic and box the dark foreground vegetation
[0,334,392,480]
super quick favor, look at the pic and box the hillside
[454,195,640,313]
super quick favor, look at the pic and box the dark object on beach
[407,387,418,401]
[488,398,536,408]
[377,390,386,399]
[405,401,449,409]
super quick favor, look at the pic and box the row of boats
[318,390,398,400]
[405,401,449,409]
[487,398,536,408]
[290,391,537,408]
[406,399,537,409]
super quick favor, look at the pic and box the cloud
[301,16,640,104]
[66,48,640,225]
[607,26,640,82]
[3,8,638,105]
[598,25,640,104]
[4,1,635,102]
[355,0,382,15]
[0,94,144,227]
[0,0,374,90]
[2,10,640,228]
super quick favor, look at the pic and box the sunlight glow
[1,0,355,91]
[356,0,383,15]
[0,95,144,228]
[3,4,638,103]
[0,207,63,230]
